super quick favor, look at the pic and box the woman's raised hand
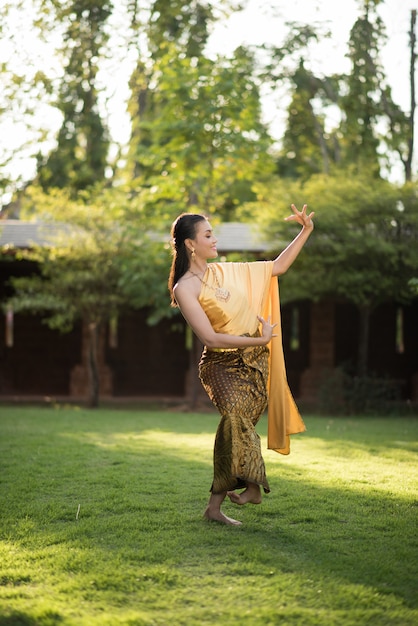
[284,204,315,229]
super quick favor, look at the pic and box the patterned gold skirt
[199,345,270,494]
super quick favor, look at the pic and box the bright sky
[207,0,416,138]
[1,0,416,197]
[218,0,414,96]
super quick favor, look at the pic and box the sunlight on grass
[63,417,417,497]
[0,406,417,626]
[275,435,418,498]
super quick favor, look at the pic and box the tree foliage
[274,0,412,182]
[125,0,274,225]
[146,0,214,59]
[6,185,169,405]
[0,0,64,204]
[36,0,112,194]
[250,172,418,374]
[276,61,338,179]
[126,44,274,224]
[254,174,418,305]
[338,0,385,176]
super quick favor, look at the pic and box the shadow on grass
[0,612,63,625]
[1,408,417,624]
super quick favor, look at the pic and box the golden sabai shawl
[198,260,305,454]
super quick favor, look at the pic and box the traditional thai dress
[198,261,305,494]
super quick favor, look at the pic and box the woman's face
[191,219,218,260]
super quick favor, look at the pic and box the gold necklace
[190,265,231,302]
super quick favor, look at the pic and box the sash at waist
[206,347,238,353]
[205,331,260,353]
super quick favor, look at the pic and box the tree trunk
[87,321,100,408]
[313,114,330,174]
[406,9,416,182]
[357,305,371,377]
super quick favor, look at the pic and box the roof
[215,222,269,253]
[0,219,270,253]
[0,220,63,249]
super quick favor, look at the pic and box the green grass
[0,405,417,626]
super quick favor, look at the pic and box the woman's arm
[174,282,276,349]
[272,204,315,277]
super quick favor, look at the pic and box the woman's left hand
[257,315,277,344]
[284,204,315,229]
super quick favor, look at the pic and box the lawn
[0,405,417,625]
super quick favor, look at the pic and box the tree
[334,0,415,181]
[124,0,274,224]
[381,9,416,182]
[126,0,229,179]
[337,0,384,176]
[256,22,336,180]
[271,2,414,183]
[145,0,214,60]
[36,0,112,194]
[251,172,418,376]
[4,185,165,407]
[276,61,339,179]
[125,44,275,225]
[0,0,65,208]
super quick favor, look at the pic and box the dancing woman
[168,205,314,525]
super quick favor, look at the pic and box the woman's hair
[168,212,206,307]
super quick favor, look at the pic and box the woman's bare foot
[203,507,242,526]
[227,485,262,505]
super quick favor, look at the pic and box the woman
[168,205,314,526]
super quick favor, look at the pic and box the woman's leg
[199,347,270,522]
[203,491,242,526]
[227,483,262,505]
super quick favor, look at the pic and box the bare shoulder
[173,273,201,306]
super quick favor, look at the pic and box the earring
[191,248,196,262]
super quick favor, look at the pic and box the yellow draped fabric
[198,261,305,454]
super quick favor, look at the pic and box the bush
[318,368,405,415]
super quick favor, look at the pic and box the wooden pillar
[299,300,335,404]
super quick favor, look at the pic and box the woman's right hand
[257,315,278,344]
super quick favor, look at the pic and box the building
[1,220,417,408]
